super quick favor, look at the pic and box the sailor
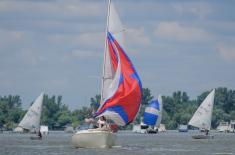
[38,130,42,138]
[97,116,107,128]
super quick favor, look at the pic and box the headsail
[18,93,44,131]
[95,1,142,126]
[101,1,125,102]
[188,89,215,130]
[143,95,162,127]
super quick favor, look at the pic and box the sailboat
[14,93,44,135]
[71,0,142,148]
[188,89,215,139]
[143,95,163,133]
[132,95,164,134]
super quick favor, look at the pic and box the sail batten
[188,89,215,130]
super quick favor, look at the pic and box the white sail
[18,93,44,131]
[156,95,163,127]
[100,1,125,105]
[188,89,215,130]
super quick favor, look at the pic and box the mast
[101,0,111,103]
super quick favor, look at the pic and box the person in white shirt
[97,116,107,128]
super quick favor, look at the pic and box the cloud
[78,32,105,48]
[154,22,210,42]
[171,2,213,19]
[0,0,104,19]
[19,48,44,66]
[62,49,101,62]
[46,31,105,50]
[218,43,235,62]
[205,21,235,34]
[0,29,24,48]
[126,27,151,47]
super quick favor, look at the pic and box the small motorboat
[178,125,188,132]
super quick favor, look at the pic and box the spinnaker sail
[95,1,142,126]
[143,95,162,127]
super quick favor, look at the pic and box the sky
[0,0,235,110]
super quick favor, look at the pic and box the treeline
[0,94,93,130]
[162,87,235,129]
[0,95,24,129]
[0,87,235,130]
[135,87,235,129]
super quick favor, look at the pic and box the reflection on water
[0,130,235,155]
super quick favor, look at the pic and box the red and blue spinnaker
[95,2,142,126]
[95,31,142,126]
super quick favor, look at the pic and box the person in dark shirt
[38,130,42,138]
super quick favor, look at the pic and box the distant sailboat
[144,95,162,126]
[188,89,215,139]
[14,93,44,134]
[71,0,142,148]
[133,95,164,134]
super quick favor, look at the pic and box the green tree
[0,95,24,129]
[90,94,101,111]
[134,87,153,124]
[141,88,153,105]
[41,95,71,129]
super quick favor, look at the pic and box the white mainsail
[100,1,125,105]
[188,89,215,130]
[18,93,44,131]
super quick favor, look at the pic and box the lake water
[0,130,235,155]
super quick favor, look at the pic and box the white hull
[132,124,147,133]
[229,120,235,133]
[71,129,116,148]
[40,125,49,135]
[132,124,166,134]
[13,126,24,133]
[158,124,166,132]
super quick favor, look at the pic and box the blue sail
[143,97,162,126]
